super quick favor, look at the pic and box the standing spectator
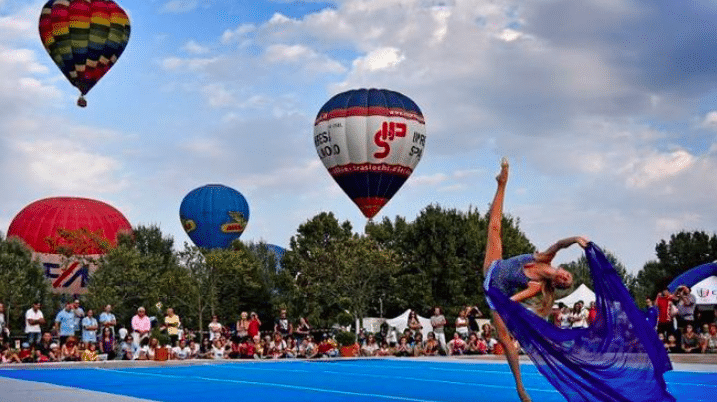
[81,309,98,344]
[54,302,76,345]
[208,315,223,341]
[467,306,483,334]
[455,308,470,339]
[235,312,250,339]
[131,307,151,346]
[274,309,293,337]
[99,304,117,337]
[0,303,9,339]
[162,308,181,346]
[295,316,311,342]
[569,301,589,328]
[25,302,45,345]
[675,285,697,332]
[430,306,447,352]
[407,310,423,336]
[247,312,261,339]
[655,289,674,338]
[587,301,598,326]
[72,299,85,337]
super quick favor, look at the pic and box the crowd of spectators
[1,296,715,364]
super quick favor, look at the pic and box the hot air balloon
[179,184,250,250]
[314,88,427,219]
[38,0,131,107]
[6,197,132,294]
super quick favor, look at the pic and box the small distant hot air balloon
[38,0,131,107]
[6,197,132,294]
[179,184,250,250]
[314,88,427,219]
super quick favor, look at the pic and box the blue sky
[1,0,717,274]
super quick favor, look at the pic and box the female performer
[483,158,587,402]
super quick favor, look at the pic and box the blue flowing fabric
[486,243,675,402]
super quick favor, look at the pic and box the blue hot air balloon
[179,184,250,249]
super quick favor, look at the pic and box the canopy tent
[555,283,596,307]
[385,309,433,339]
[690,275,717,305]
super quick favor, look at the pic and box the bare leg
[493,311,532,402]
[483,158,509,273]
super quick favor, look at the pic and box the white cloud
[161,56,220,71]
[625,149,694,189]
[701,111,717,129]
[264,44,346,74]
[160,0,199,14]
[352,47,405,72]
[221,24,256,44]
[182,40,210,55]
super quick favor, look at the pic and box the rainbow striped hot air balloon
[38,0,131,107]
[314,88,427,219]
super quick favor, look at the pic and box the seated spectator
[466,332,487,355]
[665,334,679,353]
[285,336,297,358]
[211,338,227,360]
[199,337,212,359]
[18,342,34,363]
[317,334,338,358]
[455,308,470,339]
[227,336,242,359]
[36,332,54,361]
[395,336,413,357]
[269,332,286,359]
[361,334,379,357]
[48,343,61,362]
[208,315,223,342]
[120,335,136,360]
[303,335,317,359]
[295,317,311,342]
[172,339,193,360]
[240,336,257,359]
[424,332,440,356]
[681,324,700,353]
[188,339,199,358]
[136,337,152,360]
[447,332,466,355]
[82,342,98,361]
[2,346,21,363]
[99,327,116,360]
[413,332,425,357]
[701,323,717,353]
[375,341,392,356]
[61,337,80,361]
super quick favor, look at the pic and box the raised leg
[483,158,509,273]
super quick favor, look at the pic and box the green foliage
[636,230,717,301]
[335,330,356,346]
[0,234,51,332]
[560,249,637,300]
[366,204,535,318]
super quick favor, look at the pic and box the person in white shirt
[569,301,589,329]
[25,302,45,345]
[172,339,192,360]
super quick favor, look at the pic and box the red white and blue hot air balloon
[314,88,427,219]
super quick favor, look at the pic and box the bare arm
[535,236,589,263]
[510,282,542,303]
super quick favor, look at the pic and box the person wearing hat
[18,342,34,363]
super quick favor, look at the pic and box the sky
[1,0,717,274]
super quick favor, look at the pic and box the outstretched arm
[483,158,510,272]
[535,236,589,263]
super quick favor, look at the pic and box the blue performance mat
[0,359,715,402]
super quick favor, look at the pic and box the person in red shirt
[587,301,598,326]
[655,289,675,338]
[247,312,261,339]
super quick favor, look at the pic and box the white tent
[692,275,717,305]
[556,283,595,307]
[385,309,433,339]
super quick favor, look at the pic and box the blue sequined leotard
[484,253,535,309]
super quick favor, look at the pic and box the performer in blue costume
[483,158,675,402]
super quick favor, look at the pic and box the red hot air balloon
[314,88,427,219]
[7,197,132,294]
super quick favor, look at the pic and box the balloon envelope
[179,184,250,250]
[314,88,426,218]
[38,0,131,105]
[6,197,132,294]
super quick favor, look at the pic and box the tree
[0,233,51,333]
[366,205,535,318]
[636,230,717,301]
[559,249,638,303]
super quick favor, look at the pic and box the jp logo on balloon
[314,88,427,219]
